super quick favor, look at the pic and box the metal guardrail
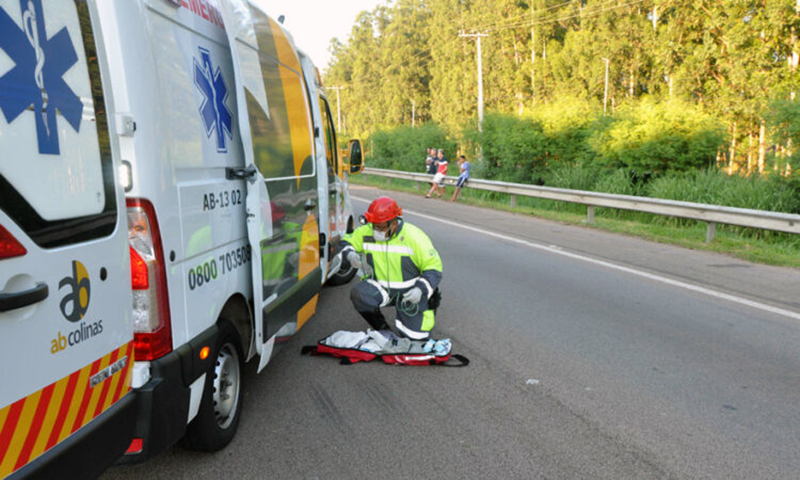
[362,167,800,242]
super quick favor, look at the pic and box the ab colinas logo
[52,260,103,354]
[59,260,90,322]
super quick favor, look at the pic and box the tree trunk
[758,120,766,175]
[775,146,782,172]
[531,3,535,105]
[652,6,658,31]
[795,0,800,99]
[747,131,754,174]
[542,39,547,104]
[728,122,737,174]
[629,66,635,97]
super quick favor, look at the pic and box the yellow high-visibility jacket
[341,220,442,297]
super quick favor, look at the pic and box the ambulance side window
[0,1,116,248]
[319,96,338,176]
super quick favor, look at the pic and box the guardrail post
[510,195,517,208]
[587,205,595,225]
[706,222,716,243]
[386,178,391,186]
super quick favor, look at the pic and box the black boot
[359,309,389,331]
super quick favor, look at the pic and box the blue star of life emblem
[194,47,233,153]
[0,0,83,155]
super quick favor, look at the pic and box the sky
[252,0,383,71]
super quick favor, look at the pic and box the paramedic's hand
[346,251,362,269]
[402,287,423,305]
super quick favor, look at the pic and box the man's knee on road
[350,280,383,312]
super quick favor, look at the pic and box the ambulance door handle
[226,165,257,180]
[0,282,49,312]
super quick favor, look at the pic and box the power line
[485,0,648,32]
[462,0,579,34]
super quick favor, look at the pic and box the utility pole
[325,86,344,132]
[530,2,535,105]
[602,58,610,115]
[460,31,489,130]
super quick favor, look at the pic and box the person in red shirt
[425,149,448,198]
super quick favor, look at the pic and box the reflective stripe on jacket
[341,220,442,296]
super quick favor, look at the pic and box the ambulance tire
[182,321,244,452]
[327,263,357,286]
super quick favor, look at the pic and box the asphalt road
[105,185,800,479]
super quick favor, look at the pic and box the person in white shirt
[425,149,448,198]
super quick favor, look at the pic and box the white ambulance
[0,1,136,478]
[89,0,362,461]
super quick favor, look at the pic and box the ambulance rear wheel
[182,321,243,452]
[327,263,357,286]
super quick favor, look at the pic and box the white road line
[352,196,800,322]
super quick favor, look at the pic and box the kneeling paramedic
[339,197,443,340]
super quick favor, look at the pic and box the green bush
[767,96,800,147]
[466,113,548,183]
[590,98,727,174]
[529,97,600,165]
[367,122,456,172]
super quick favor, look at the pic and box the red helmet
[364,196,402,223]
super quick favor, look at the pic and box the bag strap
[301,345,318,356]
[435,354,469,367]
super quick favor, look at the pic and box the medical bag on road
[302,330,469,366]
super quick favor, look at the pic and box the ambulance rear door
[0,1,134,477]
[220,1,321,372]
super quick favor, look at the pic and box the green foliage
[325,0,799,222]
[594,168,643,196]
[647,168,800,214]
[528,98,601,164]
[368,122,456,171]
[466,113,547,183]
[544,161,601,191]
[590,99,727,173]
[325,0,795,159]
[766,97,800,147]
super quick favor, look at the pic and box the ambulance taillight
[127,199,172,361]
[0,224,26,260]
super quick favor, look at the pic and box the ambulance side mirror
[343,139,364,175]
